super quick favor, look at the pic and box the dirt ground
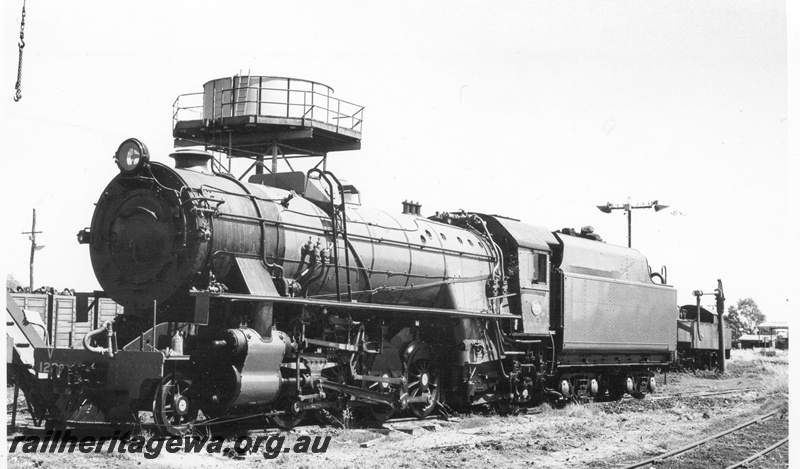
[6,349,789,469]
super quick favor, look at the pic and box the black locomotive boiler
[28,136,687,436]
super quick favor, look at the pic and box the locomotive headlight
[115,138,150,173]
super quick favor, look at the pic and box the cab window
[519,250,548,287]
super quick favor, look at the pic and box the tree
[7,274,21,292]
[726,298,766,340]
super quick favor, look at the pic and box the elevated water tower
[172,75,363,177]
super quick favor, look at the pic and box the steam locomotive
[30,137,722,435]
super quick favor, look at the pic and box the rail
[725,437,789,469]
[619,410,782,469]
[646,386,760,401]
[173,83,364,135]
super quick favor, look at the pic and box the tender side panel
[560,273,677,357]
[553,233,676,363]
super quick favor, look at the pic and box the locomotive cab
[478,215,557,336]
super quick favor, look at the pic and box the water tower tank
[174,75,362,156]
[201,76,333,121]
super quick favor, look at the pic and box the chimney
[169,149,213,173]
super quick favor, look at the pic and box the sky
[2,1,795,323]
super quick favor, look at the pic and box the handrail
[323,170,353,302]
[306,169,354,302]
[173,84,364,134]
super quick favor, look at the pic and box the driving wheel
[406,353,439,418]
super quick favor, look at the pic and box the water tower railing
[173,84,364,135]
[172,92,204,124]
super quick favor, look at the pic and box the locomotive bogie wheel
[269,397,307,430]
[153,373,198,437]
[406,354,440,419]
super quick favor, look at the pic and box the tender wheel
[406,354,440,419]
[269,397,307,430]
[630,375,648,399]
[153,373,198,437]
[608,376,626,400]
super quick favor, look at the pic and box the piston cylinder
[202,328,292,407]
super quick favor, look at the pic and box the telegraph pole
[21,208,42,292]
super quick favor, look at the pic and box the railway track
[8,386,759,436]
[647,386,760,401]
[618,409,787,469]
[288,413,446,434]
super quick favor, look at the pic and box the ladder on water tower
[234,75,252,117]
